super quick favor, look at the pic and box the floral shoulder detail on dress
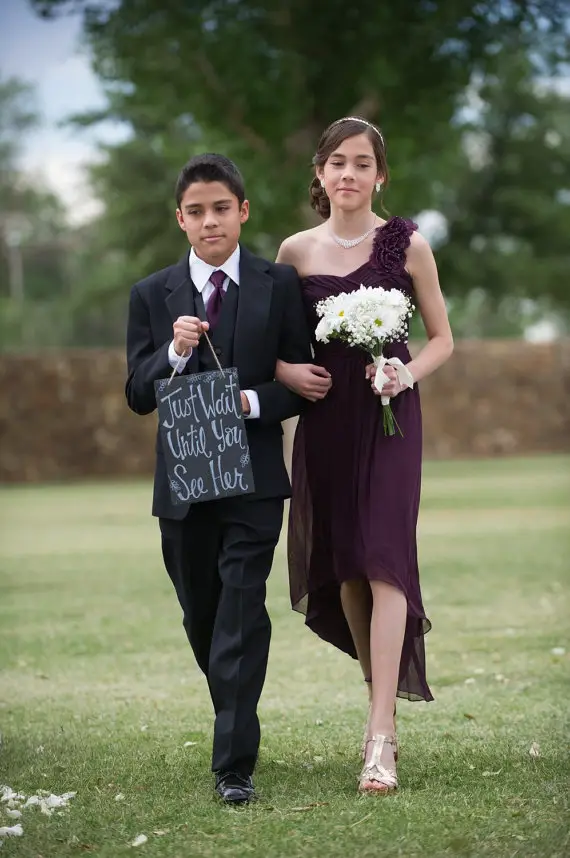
[370,216,418,278]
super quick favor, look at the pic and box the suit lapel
[234,245,272,381]
[164,253,200,374]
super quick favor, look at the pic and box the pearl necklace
[330,218,377,249]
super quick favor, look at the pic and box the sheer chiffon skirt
[287,343,433,702]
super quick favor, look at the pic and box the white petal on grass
[0,825,23,837]
[140,725,149,732]
[5,810,22,819]
[495,674,509,683]
[315,719,324,726]
[115,793,125,801]
[1,787,25,804]
[464,678,476,685]
[183,741,197,747]
[25,791,76,815]
[529,742,541,758]
[130,834,148,847]
[49,793,75,806]
[38,802,54,816]
[551,647,565,656]
[473,668,485,675]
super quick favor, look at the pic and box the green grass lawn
[0,455,569,857]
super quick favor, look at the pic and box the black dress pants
[159,495,284,775]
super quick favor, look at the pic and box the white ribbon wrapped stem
[373,356,414,406]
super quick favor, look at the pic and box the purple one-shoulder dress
[288,217,433,702]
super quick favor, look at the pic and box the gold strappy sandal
[358,734,398,793]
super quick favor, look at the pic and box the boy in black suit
[125,154,314,803]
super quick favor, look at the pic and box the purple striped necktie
[205,269,226,329]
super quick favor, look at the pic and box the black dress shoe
[214,771,255,804]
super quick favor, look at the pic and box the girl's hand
[365,364,405,397]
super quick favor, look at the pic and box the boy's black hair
[175,153,246,207]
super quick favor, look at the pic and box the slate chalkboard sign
[154,368,255,505]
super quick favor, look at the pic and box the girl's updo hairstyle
[309,116,389,219]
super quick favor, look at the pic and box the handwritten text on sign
[154,368,255,505]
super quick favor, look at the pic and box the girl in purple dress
[275,117,453,793]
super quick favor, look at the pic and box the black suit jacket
[125,244,312,519]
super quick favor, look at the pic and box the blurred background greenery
[1,0,569,350]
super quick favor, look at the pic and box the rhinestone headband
[331,116,385,146]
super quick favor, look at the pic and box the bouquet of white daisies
[314,285,415,436]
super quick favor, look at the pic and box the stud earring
[320,179,325,188]
[375,182,382,193]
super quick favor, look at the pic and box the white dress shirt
[168,245,260,419]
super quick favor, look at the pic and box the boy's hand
[275,360,332,401]
[173,316,209,355]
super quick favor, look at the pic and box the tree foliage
[436,47,570,308]
[28,0,570,317]
[0,76,69,306]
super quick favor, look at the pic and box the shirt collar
[189,244,241,292]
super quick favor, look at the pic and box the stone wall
[1,341,569,483]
